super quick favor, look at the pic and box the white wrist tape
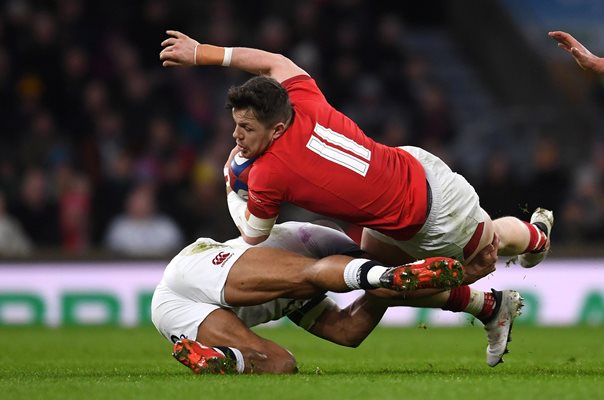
[222,47,233,67]
[193,43,199,65]
[227,190,247,228]
[226,191,276,238]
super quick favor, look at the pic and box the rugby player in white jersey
[151,221,519,374]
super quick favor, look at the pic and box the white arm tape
[222,47,233,67]
[227,191,276,238]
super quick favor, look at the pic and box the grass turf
[1,325,603,400]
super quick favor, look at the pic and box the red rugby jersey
[246,75,428,240]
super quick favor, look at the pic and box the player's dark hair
[226,76,293,127]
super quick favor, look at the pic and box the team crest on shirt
[212,251,233,266]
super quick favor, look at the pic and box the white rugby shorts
[365,146,487,262]
[151,238,334,344]
[151,239,246,343]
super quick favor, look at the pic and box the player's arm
[288,293,387,348]
[549,31,604,74]
[224,148,275,245]
[226,188,275,245]
[159,30,308,83]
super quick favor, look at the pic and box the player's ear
[272,122,286,139]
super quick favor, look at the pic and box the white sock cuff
[465,289,485,316]
[229,347,245,373]
[343,258,372,290]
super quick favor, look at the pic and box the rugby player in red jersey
[159,30,553,366]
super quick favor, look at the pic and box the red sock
[442,286,471,312]
[477,291,496,321]
[522,221,547,253]
[442,286,497,321]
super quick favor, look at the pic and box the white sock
[343,259,388,289]
[465,289,486,316]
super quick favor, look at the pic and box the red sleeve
[246,161,283,219]
[281,75,326,105]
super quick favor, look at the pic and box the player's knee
[244,345,298,374]
[270,350,297,374]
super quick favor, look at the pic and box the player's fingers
[558,43,572,53]
[166,30,184,39]
[162,60,181,67]
[484,244,497,265]
[161,37,177,47]
[548,31,571,41]
[159,47,176,60]
[159,50,169,61]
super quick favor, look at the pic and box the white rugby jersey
[225,221,360,258]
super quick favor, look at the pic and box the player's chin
[241,149,259,159]
[237,146,250,157]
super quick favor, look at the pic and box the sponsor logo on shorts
[212,251,233,266]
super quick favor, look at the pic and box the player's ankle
[343,259,387,290]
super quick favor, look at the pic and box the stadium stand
[0,0,603,257]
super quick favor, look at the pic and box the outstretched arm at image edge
[159,30,309,82]
[549,30,604,74]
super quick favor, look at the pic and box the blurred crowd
[0,0,603,258]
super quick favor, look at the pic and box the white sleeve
[300,222,361,258]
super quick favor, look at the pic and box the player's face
[231,108,279,158]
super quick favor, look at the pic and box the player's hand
[462,233,499,285]
[549,31,604,74]
[160,30,199,67]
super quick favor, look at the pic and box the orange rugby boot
[380,257,464,291]
[172,339,235,374]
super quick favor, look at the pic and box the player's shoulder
[282,75,326,102]
[281,74,315,90]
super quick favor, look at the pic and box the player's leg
[370,283,523,367]
[173,308,297,374]
[224,247,464,306]
[492,208,554,267]
[360,230,416,265]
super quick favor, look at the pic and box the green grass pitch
[1,325,603,400]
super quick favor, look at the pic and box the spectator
[104,183,183,257]
[0,191,33,257]
[56,167,91,253]
[0,1,600,255]
[10,168,60,247]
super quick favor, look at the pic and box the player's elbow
[270,53,294,69]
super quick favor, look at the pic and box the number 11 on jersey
[306,123,372,176]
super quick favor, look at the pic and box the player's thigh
[224,247,321,305]
[197,308,297,373]
[360,228,415,265]
[464,211,495,263]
